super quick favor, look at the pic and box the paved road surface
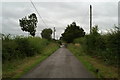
[22,48,95,78]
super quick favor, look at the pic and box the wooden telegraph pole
[90,5,92,33]
[53,27,56,39]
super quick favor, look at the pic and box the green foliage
[41,43,59,56]
[41,28,53,40]
[74,37,85,45]
[91,25,99,35]
[102,28,120,64]
[2,39,18,61]
[61,22,85,43]
[68,44,118,78]
[19,13,38,36]
[84,26,105,55]
[2,35,49,63]
[15,37,36,57]
[27,37,49,54]
[3,43,59,78]
[73,25,119,66]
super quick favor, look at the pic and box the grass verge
[68,44,118,78]
[2,43,59,79]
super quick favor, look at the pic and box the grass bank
[2,42,59,79]
[68,44,118,78]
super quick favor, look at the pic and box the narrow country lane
[22,48,95,78]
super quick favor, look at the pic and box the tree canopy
[19,13,38,37]
[61,22,85,43]
[41,28,52,40]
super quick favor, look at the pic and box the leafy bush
[2,39,18,61]
[73,26,119,66]
[27,37,49,54]
[2,35,49,63]
[15,37,36,57]
[102,28,120,65]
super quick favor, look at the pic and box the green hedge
[2,35,49,63]
[74,26,120,66]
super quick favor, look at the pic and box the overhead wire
[30,0,48,28]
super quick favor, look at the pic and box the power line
[30,0,48,28]
[30,0,66,31]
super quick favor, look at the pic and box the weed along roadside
[68,44,118,78]
[2,36,59,79]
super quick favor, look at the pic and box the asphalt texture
[22,48,95,78]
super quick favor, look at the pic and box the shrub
[2,39,18,62]
[73,26,119,66]
[27,37,49,54]
[2,35,49,63]
[15,37,36,57]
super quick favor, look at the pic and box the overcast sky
[1,0,119,39]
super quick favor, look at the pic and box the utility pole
[53,27,56,39]
[90,5,92,33]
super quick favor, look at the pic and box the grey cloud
[2,2,118,38]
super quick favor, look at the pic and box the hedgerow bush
[74,26,120,66]
[27,37,49,54]
[2,35,49,63]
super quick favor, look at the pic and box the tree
[41,28,52,40]
[19,13,38,37]
[61,22,85,43]
[91,25,100,36]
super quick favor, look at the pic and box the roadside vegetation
[67,25,119,78]
[2,11,119,79]
[2,13,60,79]
[2,35,59,78]
[68,44,118,78]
